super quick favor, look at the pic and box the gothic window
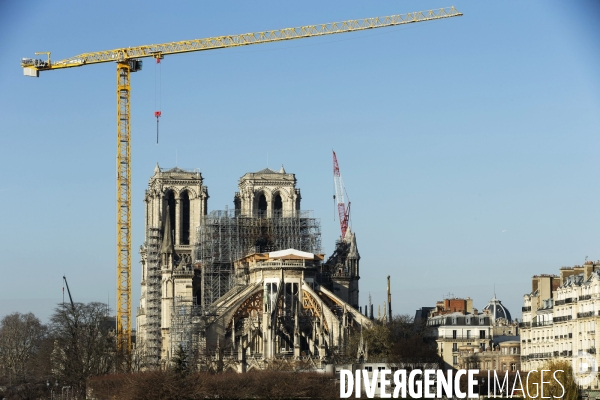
[273,193,283,214]
[258,193,267,215]
[181,191,190,245]
[166,190,176,241]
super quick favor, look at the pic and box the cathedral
[136,165,368,370]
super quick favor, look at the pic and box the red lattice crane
[333,151,351,238]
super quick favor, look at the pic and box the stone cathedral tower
[137,165,208,366]
[144,164,209,252]
[233,166,301,217]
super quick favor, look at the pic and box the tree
[346,314,441,365]
[524,360,577,400]
[387,314,440,365]
[171,344,189,375]
[0,312,47,383]
[49,302,116,397]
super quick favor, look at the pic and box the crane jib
[21,7,461,72]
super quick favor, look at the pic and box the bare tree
[345,314,441,365]
[0,312,47,383]
[49,302,116,397]
[388,314,441,364]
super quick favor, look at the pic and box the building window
[258,193,268,215]
[453,343,458,351]
[180,190,190,245]
[273,193,283,213]
[453,356,458,365]
[480,330,486,339]
[466,330,471,339]
[453,330,457,339]
[165,190,176,242]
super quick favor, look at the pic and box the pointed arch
[180,190,190,245]
[165,190,176,241]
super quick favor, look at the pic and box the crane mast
[20,7,462,366]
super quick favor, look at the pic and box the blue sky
[1,1,599,323]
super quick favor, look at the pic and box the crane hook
[154,111,161,144]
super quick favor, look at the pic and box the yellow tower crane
[21,6,462,361]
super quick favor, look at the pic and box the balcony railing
[580,294,592,301]
[440,335,480,341]
[532,320,553,327]
[560,350,573,357]
[522,306,532,312]
[519,322,531,328]
[526,352,553,359]
[578,311,594,318]
[554,315,572,323]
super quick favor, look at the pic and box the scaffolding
[195,209,321,308]
[170,295,198,366]
[145,227,162,367]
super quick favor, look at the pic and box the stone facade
[520,261,600,390]
[458,340,520,372]
[425,297,519,370]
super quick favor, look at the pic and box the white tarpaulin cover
[268,248,314,260]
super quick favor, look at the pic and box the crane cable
[154,56,162,144]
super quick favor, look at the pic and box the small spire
[154,162,160,174]
[280,164,286,174]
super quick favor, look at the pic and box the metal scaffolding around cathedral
[196,207,321,308]
[137,165,367,370]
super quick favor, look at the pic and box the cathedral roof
[254,167,281,174]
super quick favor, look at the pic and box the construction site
[135,163,368,370]
[19,6,463,372]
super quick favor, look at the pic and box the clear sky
[1,1,599,324]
